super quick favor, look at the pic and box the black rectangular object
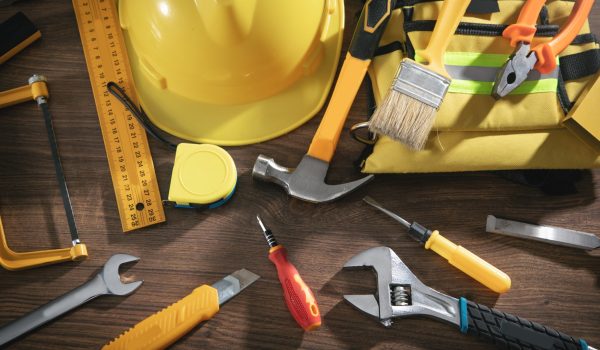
[0,12,39,61]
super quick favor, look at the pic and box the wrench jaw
[101,254,144,296]
[343,247,461,328]
[343,246,409,327]
[343,294,380,320]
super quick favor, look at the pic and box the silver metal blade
[363,197,411,229]
[212,269,260,305]
[486,215,600,250]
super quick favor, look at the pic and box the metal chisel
[486,215,600,250]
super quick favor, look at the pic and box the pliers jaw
[492,42,539,99]
[343,247,461,327]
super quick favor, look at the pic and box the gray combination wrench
[0,254,143,347]
[343,246,595,350]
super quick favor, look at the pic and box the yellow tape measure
[73,0,165,231]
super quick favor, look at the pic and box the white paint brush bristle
[369,59,450,151]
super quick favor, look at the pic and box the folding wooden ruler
[73,0,165,231]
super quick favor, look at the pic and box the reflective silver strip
[444,65,558,82]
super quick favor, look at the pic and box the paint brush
[368,0,471,150]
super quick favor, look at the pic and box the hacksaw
[72,0,165,231]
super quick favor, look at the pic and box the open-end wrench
[0,254,143,347]
[343,247,595,350]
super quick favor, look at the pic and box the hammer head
[343,247,461,327]
[252,154,373,203]
[100,254,143,296]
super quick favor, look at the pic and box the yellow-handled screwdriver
[363,197,511,294]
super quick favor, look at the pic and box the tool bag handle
[460,298,588,350]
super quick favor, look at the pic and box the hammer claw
[253,154,372,203]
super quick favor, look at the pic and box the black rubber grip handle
[465,300,585,350]
[349,0,397,60]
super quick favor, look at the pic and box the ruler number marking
[74,0,164,230]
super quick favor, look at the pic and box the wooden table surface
[1,1,599,349]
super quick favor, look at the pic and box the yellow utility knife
[102,269,260,350]
[363,197,511,294]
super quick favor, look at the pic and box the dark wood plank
[0,1,599,349]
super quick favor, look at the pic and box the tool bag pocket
[360,0,600,173]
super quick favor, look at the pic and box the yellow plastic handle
[0,81,49,109]
[0,217,87,271]
[425,231,512,294]
[418,0,471,77]
[307,53,371,163]
[102,285,220,350]
[0,85,35,109]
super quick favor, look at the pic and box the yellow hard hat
[118,0,344,146]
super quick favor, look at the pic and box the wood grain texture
[0,1,599,349]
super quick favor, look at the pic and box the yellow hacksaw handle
[418,0,471,78]
[0,81,48,109]
[102,285,220,350]
[0,216,87,271]
[425,231,512,294]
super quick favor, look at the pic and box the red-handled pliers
[492,0,595,99]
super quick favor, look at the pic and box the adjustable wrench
[343,247,595,350]
[0,254,143,347]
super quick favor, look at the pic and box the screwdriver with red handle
[256,215,321,331]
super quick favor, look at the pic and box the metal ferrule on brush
[392,60,451,109]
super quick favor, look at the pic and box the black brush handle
[463,299,588,350]
[349,0,397,60]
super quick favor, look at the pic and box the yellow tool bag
[358,0,600,173]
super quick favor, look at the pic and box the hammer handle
[307,0,396,163]
[307,55,369,162]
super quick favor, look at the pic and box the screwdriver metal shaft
[363,196,410,229]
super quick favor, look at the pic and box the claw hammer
[252,0,399,203]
